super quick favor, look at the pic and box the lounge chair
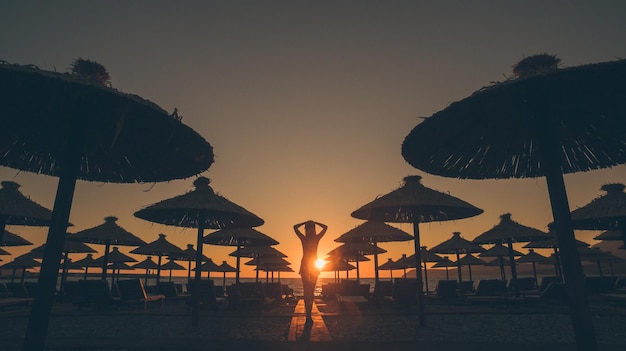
[262,282,283,301]
[584,276,618,294]
[6,282,31,298]
[78,279,121,310]
[392,278,418,305]
[508,277,536,293]
[157,281,188,300]
[0,282,11,298]
[435,280,458,300]
[321,283,339,300]
[337,280,368,311]
[372,280,394,306]
[116,278,165,309]
[188,279,227,309]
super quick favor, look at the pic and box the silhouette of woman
[294,220,327,323]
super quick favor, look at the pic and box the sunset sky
[2,1,626,278]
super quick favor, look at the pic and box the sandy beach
[0,293,625,351]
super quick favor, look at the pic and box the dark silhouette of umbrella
[246,256,291,283]
[378,258,398,280]
[1,230,33,247]
[326,242,384,283]
[1,60,214,351]
[1,252,41,283]
[31,233,96,293]
[134,176,264,327]
[229,245,286,282]
[334,221,413,282]
[168,244,210,282]
[161,259,186,281]
[133,256,160,286]
[516,249,553,287]
[524,225,589,279]
[203,227,277,284]
[197,258,221,279]
[215,260,237,287]
[432,256,455,280]
[0,181,53,245]
[594,230,622,241]
[471,213,548,295]
[457,254,487,282]
[405,247,445,294]
[95,246,138,285]
[321,257,356,282]
[479,243,523,281]
[72,216,146,280]
[571,183,626,248]
[255,262,293,283]
[351,175,483,327]
[72,253,100,280]
[390,253,414,277]
[577,246,621,277]
[0,247,10,256]
[130,233,186,285]
[430,232,485,285]
[401,55,626,350]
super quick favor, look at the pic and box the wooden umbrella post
[412,221,425,328]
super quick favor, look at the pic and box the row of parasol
[2,54,626,351]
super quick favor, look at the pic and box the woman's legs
[301,272,318,322]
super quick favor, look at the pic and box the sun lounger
[188,280,228,309]
[157,281,188,300]
[6,282,30,298]
[321,283,339,299]
[372,280,394,306]
[0,297,32,310]
[0,282,11,298]
[435,280,458,300]
[584,276,618,294]
[262,282,283,301]
[392,278,418,305]
[337,280,368,307]
[116,278,165,309]
[508,277,537,293]
[78,279,121,310]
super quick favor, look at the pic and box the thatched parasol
[134,176,264,327]
[215,260,237,287]
[161,259,186,282]
[72,216,146,280]
[401,55,626,350]
[334,221,413,282]
[524,225,589,279]
[1,252,41,283]
[96,246,138,284]
[0,181,53,245]
[197,258,221,279]
[430,232,485,285]
[203,226,277,284]
[1,60,214,351]
[351,175,483,327]
[246,256,291,283]
[1,230,33,247]
[321,257,357,282]
[594,230,622,241]
[405,247,445,293]
[168,244,210,282]
[471,213,548,294]
[479,242,523,281]
[457,254,487,282]
[130,233,185,285]
[229,245,286,282]
[31,233,96,293]
[326,242,385,283]
[72,253,100,280]
[133,256,160,286]
[571,183,626,248]
[431,256,456,280]
[378,258,398,280]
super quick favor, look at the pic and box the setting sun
[315,258,326,270]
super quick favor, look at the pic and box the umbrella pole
[21,267,26,283]
[11,269,16,283]
[192,221,205,327]
[356,256,360,284]
[169,269,172,282]
[84,267,88,281]
[499,257,506,280]
[423,261,429,295]
[23,121,84,351]
[373,241,380,282]
[445,267,449,280]
[101,242,111,280]
[60,251,69,295]
[187,261,191,283]
[596,261,603,277]
[412,221,426,328]
[144,269,148,287]
[536,113,596,350]
[532,262,538,289]
[235,245,241,285]
[223,272,226,288]
[507,239,519,296]
[156,255,162,286]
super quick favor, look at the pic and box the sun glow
[315,258,326,270]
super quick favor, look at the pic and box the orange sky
[2,1,626,279]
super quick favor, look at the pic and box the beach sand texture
[0,295,624,350]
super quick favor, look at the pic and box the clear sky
[2,0,626,278]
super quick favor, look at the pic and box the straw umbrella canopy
[321,257,357,282]
[31,233,96,293]
[1,230,33,247]
[255,262,294,283]
[246,256,291,282]
[229,245,287,282]
[203,227,277,285]
[430,232,485,285]
[334,221,413,282]
[326,242,384,283]
[570,183,626,248]
[390,253,414,278]
[215,260,237,287]
[401,55,626,350]
[168,244,211,282]
[71,216,146,280]
[471,213,549,294]
[457,254,487,282]
[133,256,160,286]
[594,230,623,241]
[134,176,264,327]
[405,247,445,294]
[576,246,618,277]
[72,253,100,280]
[1,252,41,283]
[378,258,398,280]
[524,225,590,279]
[351,175,483,327]
[1,61,214,351]
[0,247,10,256]
[431,256,456,280]
[97,246,138,285]
[161,259,186,282]
[479,242,523,281]
[130,233,186,285]
[0,180,53,245]
[197,258,221,279]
